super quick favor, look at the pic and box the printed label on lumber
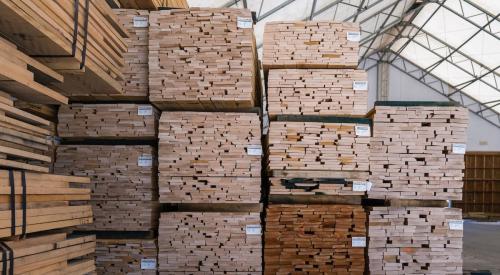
[351,237,366,247]
[237,17,253,28]
[449,220,464,230]
[353,181,372,192]
[346,31,361,42]
[138,154,153,167]
[141,258,157,270]
[452,143,466,154]
[246,224,262,235]
[247,145,263,156]
[355,125,371,137]
[138,105,153,116]
[353,80,368,90]
[133,16,148,27]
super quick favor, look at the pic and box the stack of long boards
[96,238,158,274]
[155,8,263,274]
[0,0,128,97]
[115,0,188,10]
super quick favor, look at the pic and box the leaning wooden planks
[265,204,366,274]
[158,212,262,274]
[268,69,368,118]
[369,104,469,200]
[0,170,92,238]
[96,238,157,274]
[54,145,159,231]
[0,0,128,96]
[263,21,360,70]
[159,112,261,177]
[149,8,258,111]
[368,207,463,275]
[58,103,159,139]
[267,117,371,173]
[0,233,96,274]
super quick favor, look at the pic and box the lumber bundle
[116,0,188,10]
[96,238,157,274]
[0,0,128,97]
[262,22,360,70]
[269,176,371,197]
[0,38,67,105]
[158,212,262,274]
[369,104,469,200]
[159,112,261,177]
[54,145,158,231]
[58,103,159,139]
[149,8,258,111]
[368,207,463,274]
[0,233,96,274]
[0,170,92,238]
[265,204,366,274]
[267,69,368,118]
[0,92,54,173]
[267,118,370,173]
[160,176,261,203]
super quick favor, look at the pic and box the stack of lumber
[158,212,262,274]
[0,233,95,274]
[54,145,158,231]
[267,69,368,118]
[269,175,371,197]
[58,103,159,139]
[267,117,371,173]
[0,0,128,97]
[368,207,463,274]
[149,8,258,111]
[265,204,366,274]
[115,0,188,10]
[0,170,92,238]
[369,104,469,200]
[96,238,157,274]
[262,21,360,70]
[159,112,261,178]
[0,92,54,173]
[0,38,67,105]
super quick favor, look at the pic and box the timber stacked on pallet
[96,238,158,274]
[263,21,369,274]
[367,102,469,274]
[112,0,189,10]
[154,8,262,274]
[149,8,259,111]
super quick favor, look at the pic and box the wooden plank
[96,238,157,274]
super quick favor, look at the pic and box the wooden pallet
[149,8,258,111]
[58,103,159,139]
[96,238,157,274]
[158,212,262,274]
[265,204,366,274]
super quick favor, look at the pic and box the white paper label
[449,220,464,230]
[353,81,368,90]
[133,16,148,28]
[452,143,466,154]
[141,258,156,270]
[138,105,153,116]
[347,31,361,42]
[355,125,371,137]
[353,181,372,192]
[138,154,153,167]
[246,224,262,235]
[352,237,366,247]
[237,17,253,28]
[247,145,262,156]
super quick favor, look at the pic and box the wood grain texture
[96,238,157,275]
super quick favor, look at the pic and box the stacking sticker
[138,154,153,167]
[353,81,368,90]
[133,16,148,28]
[237,17,253,28]
[353,181,372,192]
[452,143,466,154]
[246,224,262,235]
[247,145,263,156]
[449,220,464,230]
[141,258,157,270]
[355,125,371,137]
[137,105,153,116]
[346,31,361,42]
[352,237,366,247]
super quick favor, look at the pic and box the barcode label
[452,143,466,154]
[347,31,361,42]
[138,105,153,116]
[353,81,368,90]
[352,237,366,247]
[247,145,262,156]
[353,181,372,192]
[141,258,156,270]
[449,220,464,230]
[237,17,253,28]
[246,224,262,235]
[355,125,371,137]
[133,16,148,28]
[138,154,153,167]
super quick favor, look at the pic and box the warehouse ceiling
[187,0,500,127]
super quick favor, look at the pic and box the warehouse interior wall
[366,64,500,152]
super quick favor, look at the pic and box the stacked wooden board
[158,212,262,274]
[262,22,360,70]
[265,204,366,274]
[149,8,258,111]
[54,145,158,231]
[0,0,128,97]
[369,103,469,200]
[96,238,158,274]
[268,69,368,118]
[368,207,463,274]
[115,0,188,10]
[58,103,159,140]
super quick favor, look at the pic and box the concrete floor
[464,220,500,274]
